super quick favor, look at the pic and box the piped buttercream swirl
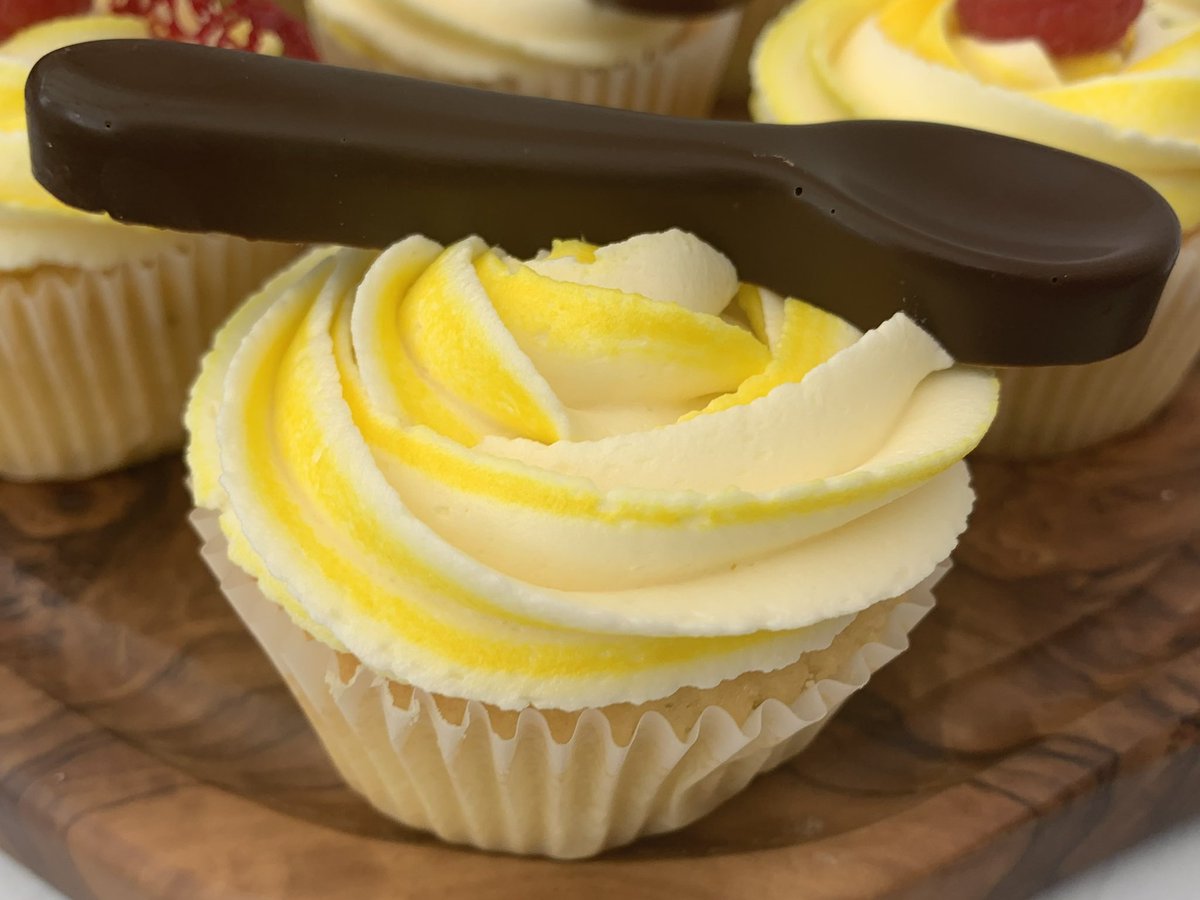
[187,231,998,710]
[753,0,1200,230]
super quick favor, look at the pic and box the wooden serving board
[0,375,1198,900]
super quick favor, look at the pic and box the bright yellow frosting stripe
[398,240,570,443]
[188,250,341,507]
[685,292,860,420]
[547,239,598,262]
[1128,26,1200,74]
[348,238,489,444]
[476,251,771,405]
[878,0,958,67]
[0,61,27,131]
[1036,76,1200,138]
[734,284,770,344]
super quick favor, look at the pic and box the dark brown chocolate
[26,40,1181,366]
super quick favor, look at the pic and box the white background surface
[1,816,1197,898]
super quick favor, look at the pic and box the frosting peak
[188,232,998,710]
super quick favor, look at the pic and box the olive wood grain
[0,372,1197,899]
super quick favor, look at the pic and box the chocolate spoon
[26,39,1180,366]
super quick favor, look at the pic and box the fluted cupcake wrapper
[0,237,298,482]
[308,7,741,117]
[978,230,1200,459]
[192,507,941,859]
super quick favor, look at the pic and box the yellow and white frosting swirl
[0,15,202,270]
[753,0,1200,231]
[188,231,998,710]
[306,0,689,81]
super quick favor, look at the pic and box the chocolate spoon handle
[27,40,1179,366]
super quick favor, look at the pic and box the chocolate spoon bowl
[26,39,1180,366]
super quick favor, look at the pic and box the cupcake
[303,0,742,116]
[187,229,998,857]
[752,0,1200,458]
[0,7,309,481]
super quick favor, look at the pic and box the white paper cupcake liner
[309,7,741,117]
[0,237,297,482]
[191,507,941,859]
[978,230,1200,459]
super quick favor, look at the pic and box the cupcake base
[308,7,741,117]
[978,230,1200,459]
[192,508,942,859]
[0,236,297,482]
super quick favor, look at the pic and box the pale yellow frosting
[752,0,1200,231]
[0,15,200,271]
[187,231,998,710]
[306,0,691,80]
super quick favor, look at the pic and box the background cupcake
[752,0,1200,458]
[0,6,308,481]
[187,229,997,857]
[304,0,743,116]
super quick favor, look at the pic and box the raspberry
[0,0,91,41]
[956,0,1145,57]
[99,0,317,60]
